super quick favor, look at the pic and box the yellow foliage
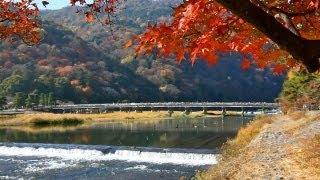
[287,70,295,79]
[120,55,134,64]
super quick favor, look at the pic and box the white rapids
[0,144,217,166]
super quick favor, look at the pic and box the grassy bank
[194,114,275,179]
[195,111,320,179]
[31,117,84,127]
[0,111,172,126]
[0,110,242,127]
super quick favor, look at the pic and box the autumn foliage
[134,0,320,73]
[0,1,285,103]
[0,0,40,44]
[1,0,320,73]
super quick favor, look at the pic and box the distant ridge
[0,0,284,103]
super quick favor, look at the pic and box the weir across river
[44,102,279,115]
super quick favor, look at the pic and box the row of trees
[12,92,55,109]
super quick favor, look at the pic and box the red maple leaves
[1,0,320,74]
[133,0,320,74]
[0,0,40,45]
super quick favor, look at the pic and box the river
[0,116,252,179]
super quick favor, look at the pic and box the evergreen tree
[48,92,54,106]
[42,94,48,106]
[25,94,33,108]
[31,91,39,106]
[0,96,6,109]
[13,92,25,108]
[39,93,45,106]
[25,91,39,109]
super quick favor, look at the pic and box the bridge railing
[51,102,279,109]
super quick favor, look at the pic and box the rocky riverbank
[198,111,320,179]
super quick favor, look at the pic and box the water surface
[0,116,252,179]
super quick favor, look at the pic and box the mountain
[0,21,164,103]
[0,0,284,103]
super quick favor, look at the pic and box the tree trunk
[216,0,320,72]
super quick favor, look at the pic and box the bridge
[46,102,279,115]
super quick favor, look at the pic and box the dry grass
[285,111,319,136]
[0,110,245,127]
[0,111,173,132]
[171,110,241,119]
[287,111,307,120]
[31,117,84,126]
[1,124,89,133]
[0,111,173,127]
[289,113,320,178]
[172,111,207,119]
[195,114,276,179]
[298,135,320,177]
[220,114,274,160]
[195,111,320,180]
[0,113,90,126]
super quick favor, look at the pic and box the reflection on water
[0,116,252,149]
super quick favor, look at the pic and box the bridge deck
[50,102,279,110]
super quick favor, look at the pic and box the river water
[0,116,252,179]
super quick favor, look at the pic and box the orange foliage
[0,0,40,44]
[2,0,320,73]
[38,59,48,66]
[133,0,320,73]
[70,79,79,86]
[82,85,92,95]
[55,66,73,77]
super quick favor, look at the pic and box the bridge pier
[221,107,226,116]
[134,107,142,113]
[202,108,207,114]
[104,108,113,113]
[168,109,173,117]
[79,108,85,114]
[184,108,190,115]
[262,105,265,114]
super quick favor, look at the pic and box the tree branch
[269,6,317,17]
[215,0,320,72]
[0,18,9,23]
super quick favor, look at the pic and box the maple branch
[269,6,317,17]
[216,0,320,72]
[0,18,9,23]
[247,0,300,36]
[274,12,300,36]
[13,33,35,46]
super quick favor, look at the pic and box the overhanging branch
[215,0,320,72]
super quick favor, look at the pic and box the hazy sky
[34,0,69,9]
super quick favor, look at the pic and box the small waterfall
[0,143,217,166]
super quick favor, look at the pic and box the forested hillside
[0,0,284,104]
[0,22,163,103]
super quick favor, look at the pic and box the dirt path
[231,111,319,179]
[203,111,320,179]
